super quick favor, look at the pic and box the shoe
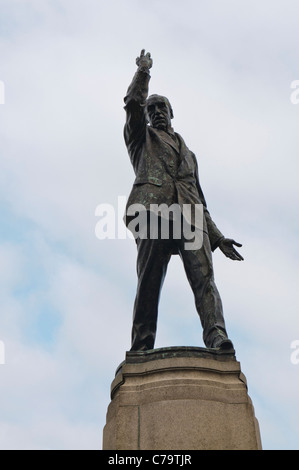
[212,336,234,351]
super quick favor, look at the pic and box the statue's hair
[144,94,174,119]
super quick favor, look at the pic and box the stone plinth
[102,347,262,450]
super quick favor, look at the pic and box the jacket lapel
[155,128,181,154]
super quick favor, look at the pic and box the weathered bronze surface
[123,50,243,353]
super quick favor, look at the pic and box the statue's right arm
[123,50,152,167]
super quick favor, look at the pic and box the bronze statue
[123,50,243,352]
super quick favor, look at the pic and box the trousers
[130,217,229,351]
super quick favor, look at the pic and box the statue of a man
[123,50,243,352]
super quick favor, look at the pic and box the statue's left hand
[218,238,244,261]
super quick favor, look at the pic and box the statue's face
[146,98,172,131]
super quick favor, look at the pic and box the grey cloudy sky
[0,0,299,449]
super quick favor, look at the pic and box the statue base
[102,347,262,450]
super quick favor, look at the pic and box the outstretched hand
[219,238,244,261]
[136,49,153,69]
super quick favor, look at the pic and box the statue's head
[145,94,174,131]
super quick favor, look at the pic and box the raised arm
[124,50,153,168]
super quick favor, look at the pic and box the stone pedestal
[102,347,262,450]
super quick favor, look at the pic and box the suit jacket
[123,67,224,251]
